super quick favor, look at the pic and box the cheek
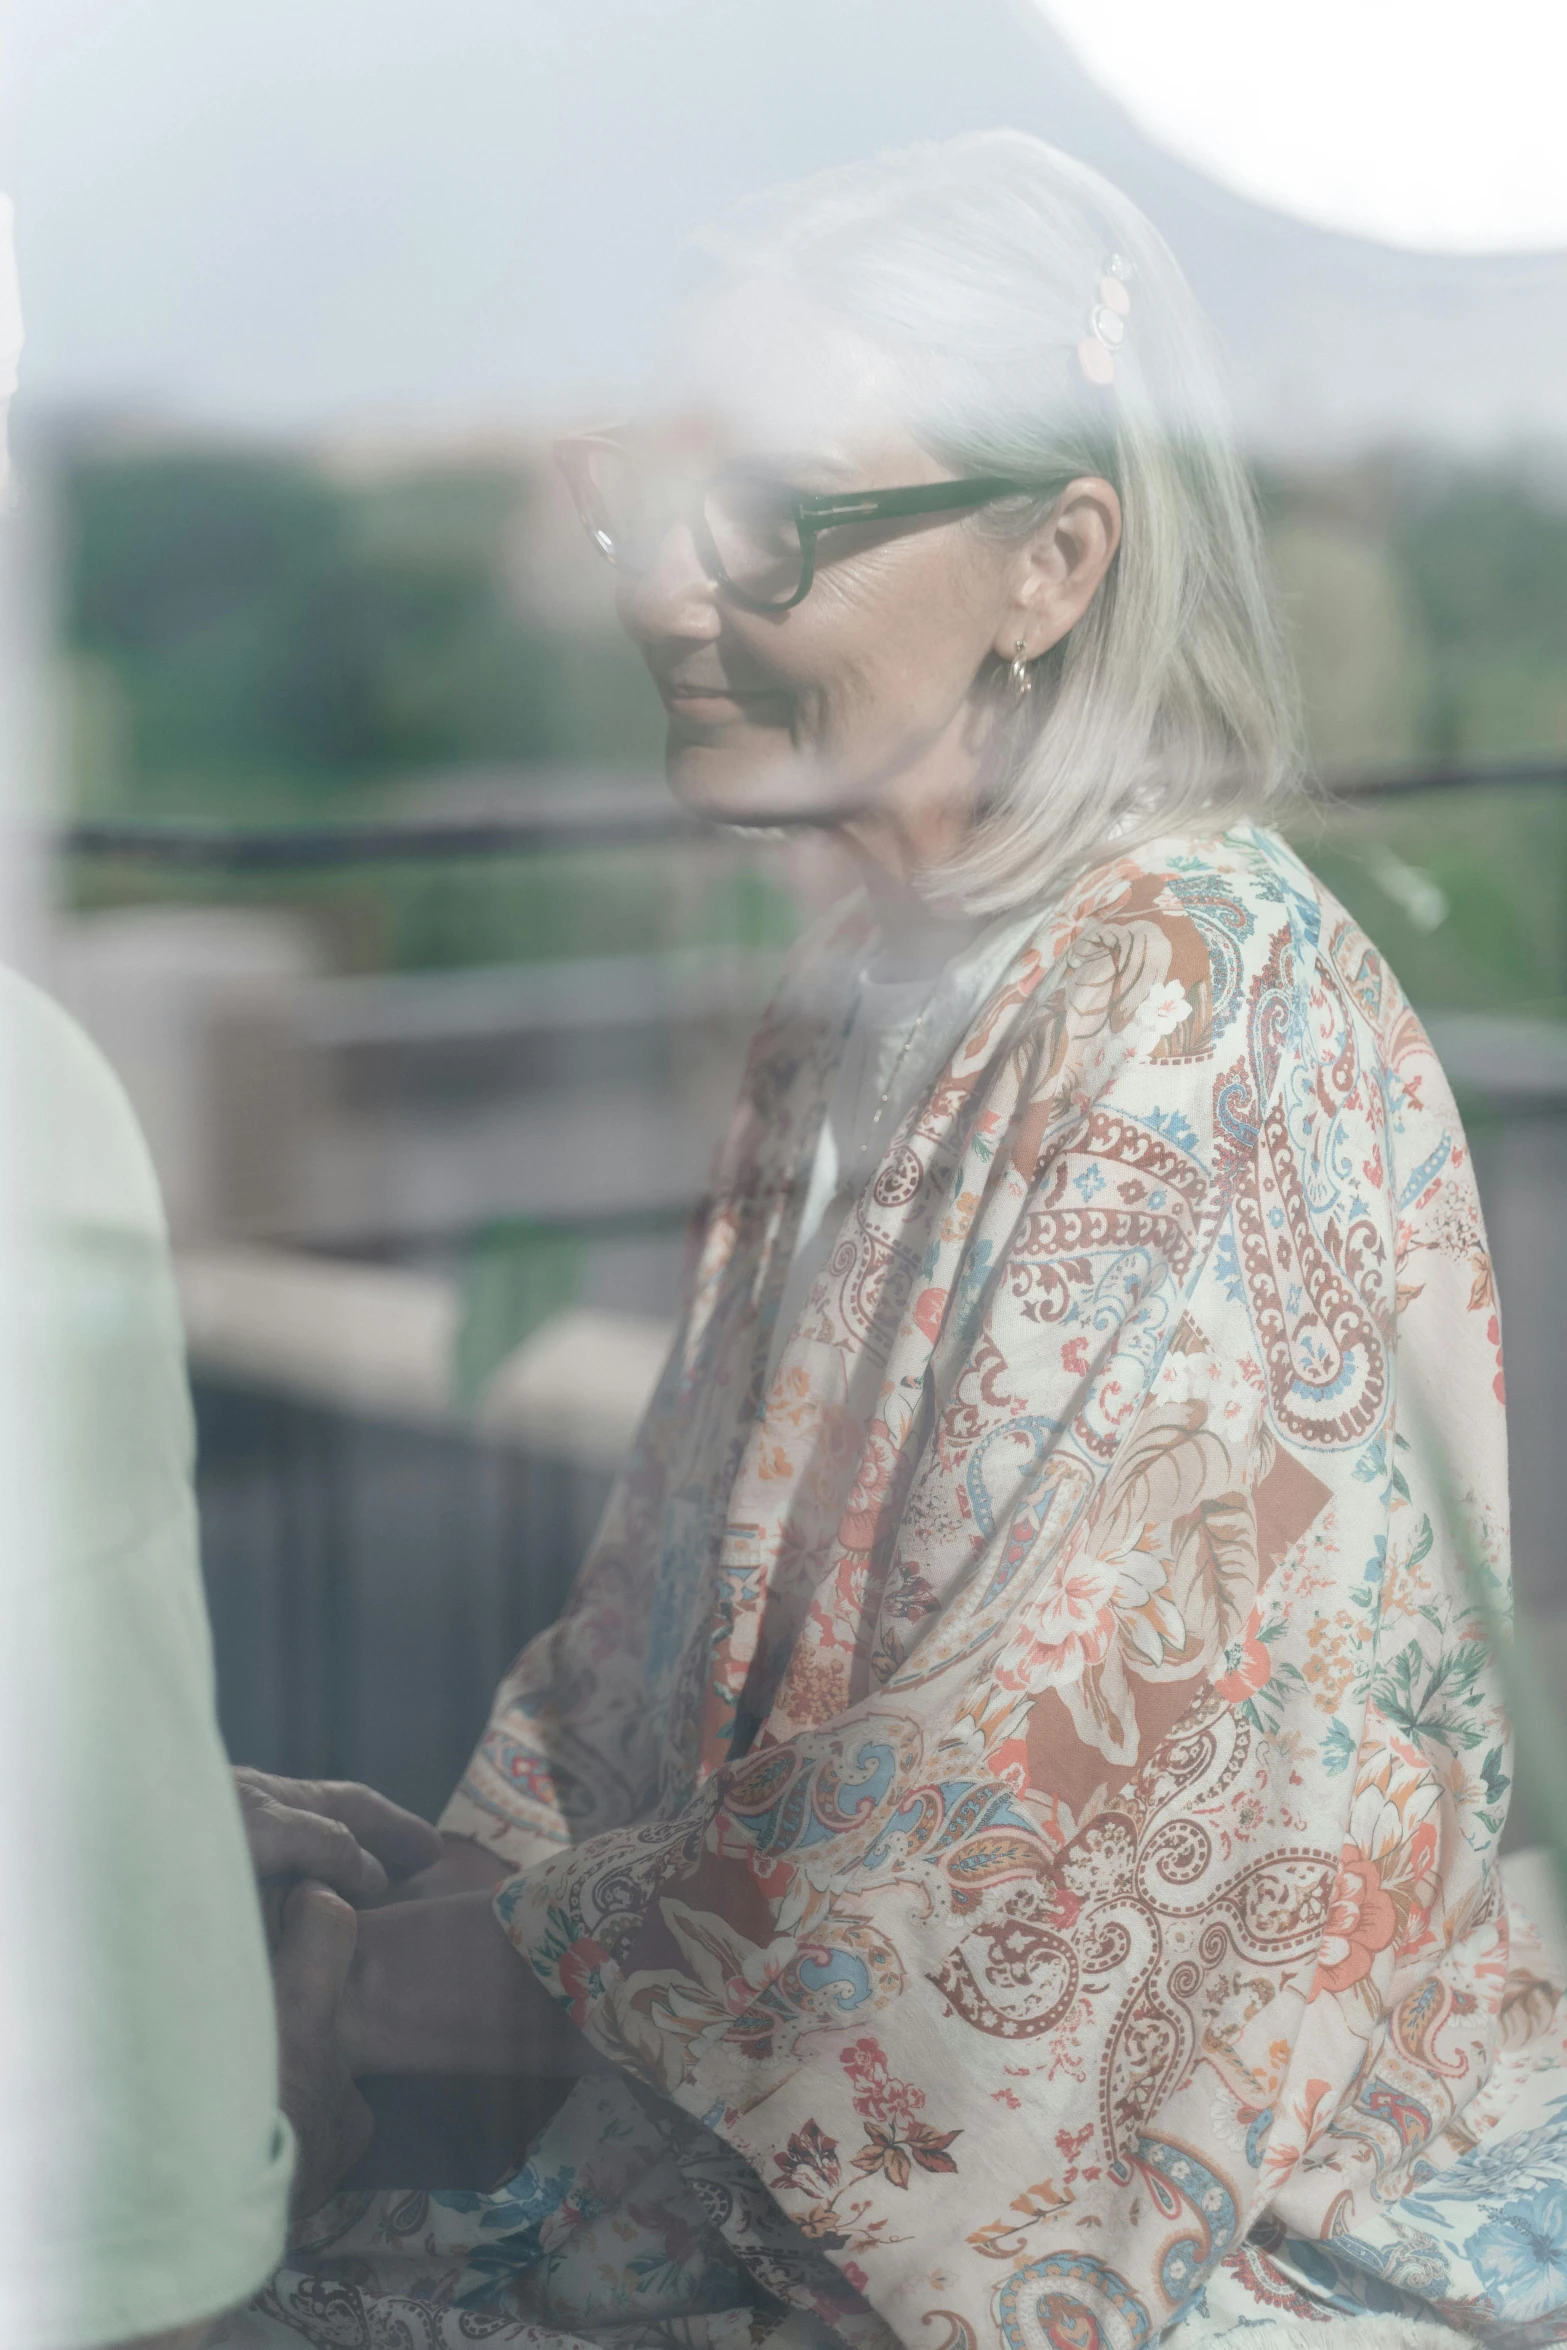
[790,548,992,725]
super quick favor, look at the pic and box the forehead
[637,276,921,469]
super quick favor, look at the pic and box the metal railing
[61,754,1567,1819]
[195,1370,613,1818]
[55,755,1567,870]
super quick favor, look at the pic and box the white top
[0,968,292,2349]
[767,904,1031,1381]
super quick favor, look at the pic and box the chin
[665,733,859,830]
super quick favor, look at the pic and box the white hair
[690,131,1303,913]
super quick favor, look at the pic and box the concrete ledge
[481,1305,671,1469]
[177,1246,457,1424]
[176,1245,670,1466]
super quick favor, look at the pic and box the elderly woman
[239,135,1565,2349]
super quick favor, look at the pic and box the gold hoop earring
[1009,638,1033,697]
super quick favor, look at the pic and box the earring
[1010,638,1033,697]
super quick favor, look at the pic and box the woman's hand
[338,1889,604,2080]
[373,1830,513,1905]
[273,1880,375,2217]
[234,1767,444,1912]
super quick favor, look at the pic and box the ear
[994,476,1122,663]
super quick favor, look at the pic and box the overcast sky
[4,0,1560,450]
[1,0,1092,436]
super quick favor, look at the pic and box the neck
[834,693,990,906]
[850,811,981,985]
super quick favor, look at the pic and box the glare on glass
[555,432,1058,612]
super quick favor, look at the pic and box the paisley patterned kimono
[241,827,1567,2350]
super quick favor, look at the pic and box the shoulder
[0,963,167,1240]
[999,826,1322,1063]
[1047,825,1319,966]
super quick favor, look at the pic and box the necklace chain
[863,990,937,1144]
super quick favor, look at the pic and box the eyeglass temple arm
[795,476,1039,528]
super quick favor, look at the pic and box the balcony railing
[54,753,1567,870]
[48,754,1567,1833]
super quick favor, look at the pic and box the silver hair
[689,131,1303,913]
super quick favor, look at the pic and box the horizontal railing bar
[1324,754,1567,802]
[60,803,714,870]
[284,1200,701,1256]
[51,757,1567,869]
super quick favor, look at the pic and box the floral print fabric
[250,828,1565,2350]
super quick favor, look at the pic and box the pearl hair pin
[1078,252,1132,387]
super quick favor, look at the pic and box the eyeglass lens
[574,445,805,607]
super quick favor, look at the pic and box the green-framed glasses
[555,431,1058,613]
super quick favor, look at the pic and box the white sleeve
[0,970,292,2350]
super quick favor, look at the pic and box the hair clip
[1078,252,1132,387]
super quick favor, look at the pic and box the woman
[238,135,1565,2349]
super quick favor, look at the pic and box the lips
[660,681,785,720]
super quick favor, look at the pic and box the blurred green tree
[61,445,660,816]
[54,438,1567,1008]
[1390,466,1567,759]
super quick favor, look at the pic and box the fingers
[259,1876,291,1953]
[235,1768,442,1884]
[376,1831,512,1904]
[308,1782,445,1879]
[272,1881,376,2219]
[274,1878,359,2006]
[284,1808,390,1901]
[237,1783,390,1901]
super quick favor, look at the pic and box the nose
[616,521,722,646]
